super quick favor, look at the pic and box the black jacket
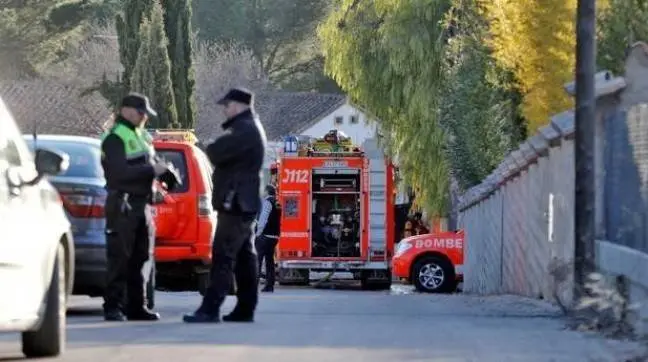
[101,117,155,197]
[206,109,266,215]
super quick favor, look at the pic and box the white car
[0,97,75,358]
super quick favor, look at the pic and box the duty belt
[106,189,150,211]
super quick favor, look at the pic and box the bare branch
[193,41,270,141]
[43,22,122,89]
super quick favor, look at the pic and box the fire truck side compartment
[311,169,361,258]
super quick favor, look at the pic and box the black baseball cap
[217,87,253,106]
[121,92,157,116]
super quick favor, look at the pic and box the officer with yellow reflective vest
[100,93,172,322]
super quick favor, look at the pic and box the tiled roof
[196,91,347,142]
[0,79,347,142]
[0,79,111,137]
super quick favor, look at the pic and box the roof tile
[197,91,346,142]
[0,79,110,137]
[0,80,347,142]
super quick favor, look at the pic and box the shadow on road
[0,357,25,361]
[67,307,103,317]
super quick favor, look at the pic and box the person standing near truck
[183,87,266,323]
[255,184,281,292]
[101,93,170,322]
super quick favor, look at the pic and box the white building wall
[262,103,377,185]
[300,103,377,145]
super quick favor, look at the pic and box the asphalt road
[0,285,643,362]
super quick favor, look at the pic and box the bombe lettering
[323,160,348,168]
[414,238,463,249]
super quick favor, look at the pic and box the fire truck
[275,130,395,290]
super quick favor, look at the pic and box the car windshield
[25,139,103,178]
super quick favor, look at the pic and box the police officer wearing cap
[184,87,267,323]
[101,92,170,322]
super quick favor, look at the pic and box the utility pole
[574,0,597,298]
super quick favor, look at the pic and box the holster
[104,191,124,233]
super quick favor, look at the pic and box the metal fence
[456,43,648,303]
[457,120,577,302]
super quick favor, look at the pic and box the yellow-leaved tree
[480,0,579,132]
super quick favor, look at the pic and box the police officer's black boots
[126,308,160,321]
[222,304,254,322]
[183,307,220,323]
[104,309,127,322]
[222,312,254,322]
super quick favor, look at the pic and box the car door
[0,107,48,321]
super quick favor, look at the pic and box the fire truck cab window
[311,167,361,258]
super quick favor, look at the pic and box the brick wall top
[457,71,627,212]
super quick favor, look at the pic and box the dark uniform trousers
[104,192,155,312]
[199,212,258,315]
[256,236,278,286]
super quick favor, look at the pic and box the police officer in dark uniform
[183,87,266,323]
[101,93,170,322]
[255,184,281,292]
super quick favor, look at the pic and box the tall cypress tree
[115,0,153,94]
[98,0,195,129]
[130,0,178,128]
[162,0,197,129]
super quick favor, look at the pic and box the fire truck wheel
[278,268,309,286]
[412,256,456,293]
[277,269,289,286]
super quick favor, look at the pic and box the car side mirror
[35,148,69,177]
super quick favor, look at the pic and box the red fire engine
[275,130,394,289]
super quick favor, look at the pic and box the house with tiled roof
[0,80,376,145]
[0,79,111,136]
[0,79,378,181]
[197,90,376,144]
[197,90,377,164]
[197,90,379,183]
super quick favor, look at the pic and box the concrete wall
[457,44,648,337]
[596,239,648,336]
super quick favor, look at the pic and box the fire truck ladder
[364,138,391,284]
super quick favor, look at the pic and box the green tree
[478,0,592,132]
[440,0,525,190]
[193,0,339,92]
[116,0,154,97]
[130,0,178,128]
[0,0,103,78]
[97,0,195,128]
[161,0,197,128]
[598,0,648,74]
[319,0,453,215]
